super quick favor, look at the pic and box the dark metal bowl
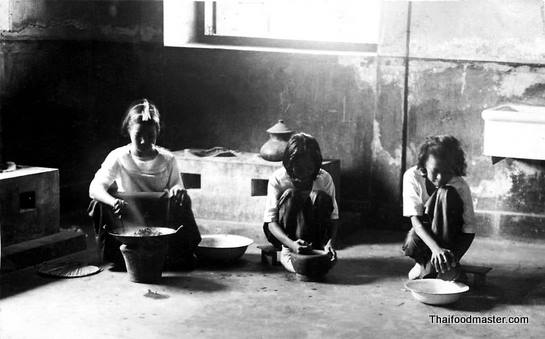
[109,226,179,248]
[291,249,334,278]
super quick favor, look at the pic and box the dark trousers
[402,186,474,268]
[264,188,334,250]
[88,194,201,267]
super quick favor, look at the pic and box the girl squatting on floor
[263,133,339,273]
[402,135,476,281]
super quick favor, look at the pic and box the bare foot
[408,263,422,280]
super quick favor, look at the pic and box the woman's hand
[169,185,186,205]
[112,198,128,218]
[431,248,456,274]
[291,239,312,254]
[324,241,337,261]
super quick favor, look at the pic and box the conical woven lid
[266,120,293,134]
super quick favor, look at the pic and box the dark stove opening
[19,191,36,210]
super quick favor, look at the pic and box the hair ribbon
[142,100,151,121]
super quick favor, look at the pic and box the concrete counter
[173,150,340,238]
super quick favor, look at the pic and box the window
[164,0,381,53]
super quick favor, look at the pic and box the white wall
[0,1,9,30]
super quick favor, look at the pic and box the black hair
[416,135,467,176]
[120,98,161,136]
[282,132,323,181]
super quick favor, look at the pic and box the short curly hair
[416,135,467,176]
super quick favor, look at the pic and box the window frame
[193,2,379,53]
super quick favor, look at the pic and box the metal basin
[196,234,253,263]
[405,279,469,305]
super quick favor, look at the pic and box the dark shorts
[402,186,474,265]
[263,188,333,250]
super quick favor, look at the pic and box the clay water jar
[259,120,293,161]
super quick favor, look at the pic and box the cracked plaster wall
[2,1,545,240]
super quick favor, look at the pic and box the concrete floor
[1,228,545,339]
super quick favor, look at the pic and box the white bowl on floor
[405,279,469,305]
[196,234,254,263]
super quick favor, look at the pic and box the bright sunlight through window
[164,0,381,52]
[205,0,381,44]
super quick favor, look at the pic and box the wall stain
[372,119,401,168]
[498,66,545,98]
[523,83,545,97]
[502,171,545,213]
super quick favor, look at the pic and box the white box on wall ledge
[482,104,545,160]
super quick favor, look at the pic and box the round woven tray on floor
[37,263,102,278]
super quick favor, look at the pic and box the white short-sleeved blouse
[263,167,339,223]
[90,145,182,193]
[403,166,475,233]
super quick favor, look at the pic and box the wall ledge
[164,42,379,58]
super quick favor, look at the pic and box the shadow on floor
[160,275,228,292]
[194,253,275,273]
[322,256,413,286]
[319,257,545,309]
[433,288,498,312]
[338,229,406,250]
[0,268,59,300]
[0,247,99,300]
[436,281,541,312]
[485,270,545,306]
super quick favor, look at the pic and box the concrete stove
[0,166,86,270]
